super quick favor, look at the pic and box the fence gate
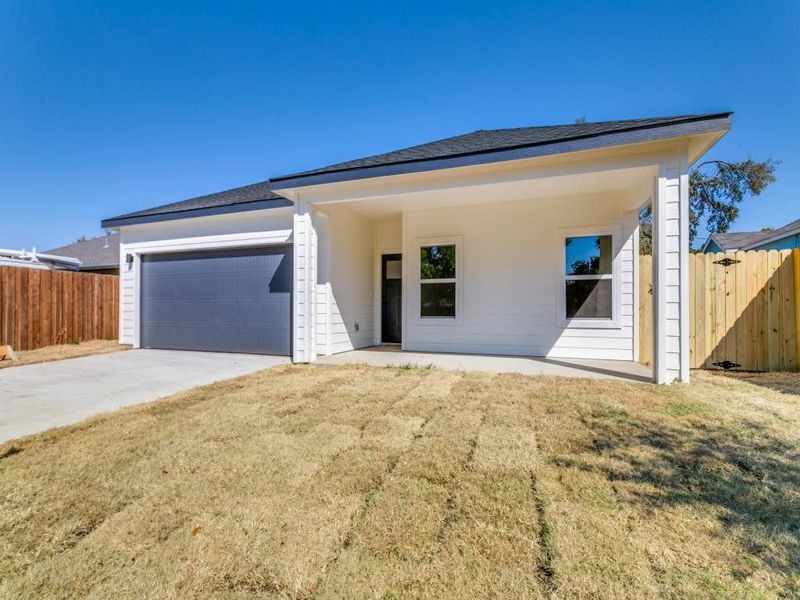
[640,249,800,372]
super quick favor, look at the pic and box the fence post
[794,248,800,372]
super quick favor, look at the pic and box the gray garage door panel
[140,246,292,355]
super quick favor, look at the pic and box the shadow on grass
[718,371,800,397]
[555,408,800,582]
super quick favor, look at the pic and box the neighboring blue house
[701,217,800,253]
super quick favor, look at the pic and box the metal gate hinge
[713,360,741,371]
[713,258,741,266]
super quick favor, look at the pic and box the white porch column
[652,150,690,383]
[293,201,317,363]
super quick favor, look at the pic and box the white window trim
[558,226,622,329]
[412,235,463,325]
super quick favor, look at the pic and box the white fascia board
[280,147,685,208]
[122,230,293,254]
[699,236,720,253]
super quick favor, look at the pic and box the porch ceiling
[318,164,653,219]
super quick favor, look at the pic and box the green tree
[639,159,777,254]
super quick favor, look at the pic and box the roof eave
[741,226,800,251]
[701,235,740,253]
[270,114,732,191]
[700,236,718,252]
[102,197,293,229]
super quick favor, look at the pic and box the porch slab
[315,346,652,382]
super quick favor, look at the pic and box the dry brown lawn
[0,340,129,369]
[0,365,798,599]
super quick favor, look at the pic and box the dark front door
[381,254,402,344]
[140,246,292,355]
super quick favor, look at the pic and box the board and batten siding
[117,208,294,347]
[314,205,375,357]
[401,194,639,360]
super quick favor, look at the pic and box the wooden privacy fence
[0,266,119,351]
[640,249,800,372]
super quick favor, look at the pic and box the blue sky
[1,1,798,250]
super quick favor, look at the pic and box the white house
[102,113,732,384]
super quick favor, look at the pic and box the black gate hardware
[713,360,741,371]
[713,257,741,266]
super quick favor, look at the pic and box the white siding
[375,219,402,250]
[401,194,638,361]
[117,208,293,347]
[653,152,690,383]
[119,245,135,343]
[293,203,316,362]
[316,205,374,355]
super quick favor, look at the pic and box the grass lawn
[0,365,798,599]
[0,339,129,369]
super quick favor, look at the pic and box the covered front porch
[297,161,662,381]
[273,116,731,384]
[316,345,652,382]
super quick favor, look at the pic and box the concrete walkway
[0,349,288,443]
[316,346,652,382]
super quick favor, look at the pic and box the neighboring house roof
[745,218,800,250]
[0,248,82,270]
[44,235,120,270]
[702,217,800,252]
[271,113,732,188]
[703,231,773,252]
[102,181,291,228]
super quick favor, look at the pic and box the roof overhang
[742,226,800,250]
[700,234,738,253]
[271,113,731,193]
[102,197,293,229]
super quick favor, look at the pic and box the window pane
[420,245,456,279]
[565,235,612,275]
[566,279,612,319]
[421,282,455,317]
[385,260,402,280]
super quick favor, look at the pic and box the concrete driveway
[0,349,288,443]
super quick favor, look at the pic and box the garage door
[140,246,292,355]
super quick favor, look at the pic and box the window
[420,244,456,317]
[563,234,613,320]
[385,259,402,280]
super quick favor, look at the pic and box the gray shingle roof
[708,232,772,251]
[102,113,731,228]
[708,218,800,251]
[44,234,120,270]
[104,180,282,224]
[272,113,731,182]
